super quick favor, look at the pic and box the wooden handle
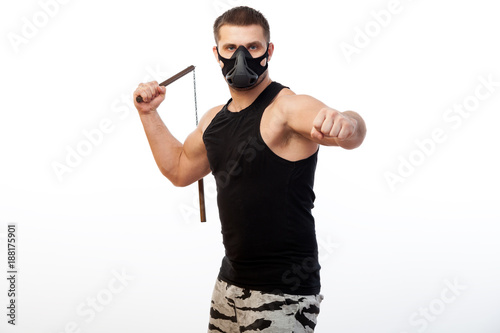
[198,179,206,222]
[136,65,196,103]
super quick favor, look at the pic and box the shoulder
[268,88,294,120]
[199,104,225,133]
[272,89,326,121]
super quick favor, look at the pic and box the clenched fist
[311,107,358,141]
[133,81,167,113]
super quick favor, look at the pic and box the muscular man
[134,6,366,333]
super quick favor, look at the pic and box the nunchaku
[136,65,206,222]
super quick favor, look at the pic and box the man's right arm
[134,81,218,187]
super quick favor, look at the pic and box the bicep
[283,95,340,146]
[176,106,222,186]
[178,128,210,185]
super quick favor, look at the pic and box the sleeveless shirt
[202,82,321,295]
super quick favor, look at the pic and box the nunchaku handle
[135,65,196,103]
[198,179,206,222]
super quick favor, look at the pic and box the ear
[213,46,223,68]
[267,42,275,62]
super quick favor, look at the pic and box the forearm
[338,111,367,149]
[139,110,183,184]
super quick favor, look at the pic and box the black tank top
[202,82,320,295]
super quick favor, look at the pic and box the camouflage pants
[208,278,323,333]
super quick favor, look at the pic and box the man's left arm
[281,95,366,149]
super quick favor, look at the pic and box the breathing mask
[217,45,269,89]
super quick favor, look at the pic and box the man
[134,6,366,333]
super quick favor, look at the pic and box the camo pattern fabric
[208,278,323,333]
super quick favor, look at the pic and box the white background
[1,0,499,332]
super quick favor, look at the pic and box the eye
[249,45,257,50]
[227,46,236,51]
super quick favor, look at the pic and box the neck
[227,74,272,112]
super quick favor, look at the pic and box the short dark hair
[213,6,270,44]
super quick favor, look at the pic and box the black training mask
[217,45,269,88]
